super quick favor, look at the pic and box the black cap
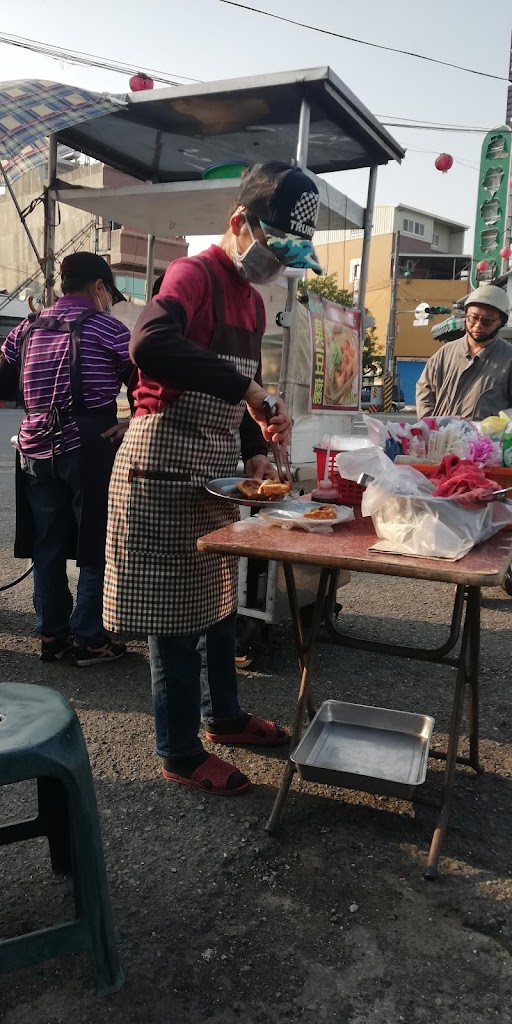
[234,162,322,273]
[60,252,125,304]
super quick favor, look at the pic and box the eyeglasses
[464,313,499,325]
[465,313,500,328]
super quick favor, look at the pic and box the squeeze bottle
[311,437,339,503]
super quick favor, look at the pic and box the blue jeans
[148,611,245,760]
[22,450,105,647]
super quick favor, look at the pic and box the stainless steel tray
[291,700,435,800]
[205,477,293,508]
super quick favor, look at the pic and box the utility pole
[507,31,512,127]
[383,229,400,411]
[502,32,512,276]
[43,135,58,306]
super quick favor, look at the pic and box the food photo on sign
[308,292,362,411]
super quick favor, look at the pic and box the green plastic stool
[0,682,124,995]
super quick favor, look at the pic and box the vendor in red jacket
[104,162,323,796]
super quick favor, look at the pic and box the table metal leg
[467,586,483,774]
[324,583,466,664]
[266,566,333,833]
[282,562,316,723]
[424,608,471,881]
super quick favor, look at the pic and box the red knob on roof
[129,74,154,92]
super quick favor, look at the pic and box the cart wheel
[503,566,512,597]
[235,647,256,669]
[235,618,271,670]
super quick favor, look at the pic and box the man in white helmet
[416,284,512,419]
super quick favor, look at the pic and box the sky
[1,0,511,253]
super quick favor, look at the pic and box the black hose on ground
[0,564,33,593]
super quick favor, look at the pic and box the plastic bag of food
[336,446,512,560]
[478,411,511,439]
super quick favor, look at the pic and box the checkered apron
[103,262,262,637]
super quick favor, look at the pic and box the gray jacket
[416,334,512,420]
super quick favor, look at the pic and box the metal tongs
[262,396,296,495]
[480,485,512,503]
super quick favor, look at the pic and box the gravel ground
[1,470,512,1020]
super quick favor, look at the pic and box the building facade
[314,204,471,403]
[0,160,188,302]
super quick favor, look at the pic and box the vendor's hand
[244,382,291,445]
[244,455,278,481]
[101,418,131,444]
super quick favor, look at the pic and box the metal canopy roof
[55,67,404,183]
[53,173,365,238]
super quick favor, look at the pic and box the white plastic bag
[336,446,512,560]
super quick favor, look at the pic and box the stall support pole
[357,164,377,319]
[357,164,377,396]
[295,98,311,169]
[43,135,58,307]
[145,234,156,302]
[278,97,311,406]
[94,215,101,255]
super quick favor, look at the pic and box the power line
[378,115,491,130]
[217,0,512,84]
[0,30,503,136]
[0,31,504,138]
[405,145,479,169]
[0,32,197,86]
[382,123,499,133]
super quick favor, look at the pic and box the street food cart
[0,67,404,657]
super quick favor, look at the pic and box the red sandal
[205,714,290,747]
[162,753,251,797]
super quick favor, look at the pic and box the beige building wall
[0,162,187,297]
[314,233,393,354]
[394,279,469,359]
[314,233,469,361]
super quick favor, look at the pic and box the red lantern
[500,246,512,260]
[476,260,490,272]
[435,153,454,173]
[129,74,154,92]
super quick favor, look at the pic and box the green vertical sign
[471,125,512,288]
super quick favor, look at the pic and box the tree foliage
[362,325,384,378]
[298,273,352,307]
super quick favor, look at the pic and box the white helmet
[464,285,510,318]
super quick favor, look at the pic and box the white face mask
[232,217,283,285]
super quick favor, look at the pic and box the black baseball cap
[60,252,125,304]
[234,162,322,274]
